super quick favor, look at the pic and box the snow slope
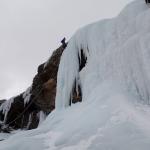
[1,0,150,149]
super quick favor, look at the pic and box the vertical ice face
[55,0,150,109]
[37,111,46,126]
[2,1,150,150]
[55,37,80,109]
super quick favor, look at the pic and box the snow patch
[0,98,14,123]
[23,87,32,105]
[38,111,46,126]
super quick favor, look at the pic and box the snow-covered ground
[1,0,150,149]
[0,133,10,141]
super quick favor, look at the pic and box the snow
[1,86,150,150]
[0,130,21,141]
[27,111,46,129]
[38,111,47,126]
[0,98,14,123]
[0,86,32,124]
[1,0,150,149]
[56,0,150,108]
[23,87,32,105]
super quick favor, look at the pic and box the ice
[0,98,14,123]
[23,87,32,105]
[1,0,150,149]
[0,87,32,124]
[38,111,46,126]
[0,133,10,141]
[56,0,150,108]
[1,84,150,150]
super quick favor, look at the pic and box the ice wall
[56,0,150,108]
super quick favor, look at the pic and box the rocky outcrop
[0,44,65,131]
[0,41,83,132]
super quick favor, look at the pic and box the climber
[145,0,150,4]
[61,37,67,48]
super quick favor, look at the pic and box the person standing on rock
[61,37,67,48]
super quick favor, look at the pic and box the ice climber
[61,37,67,48]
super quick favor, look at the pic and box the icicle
[23,87,32,105]
[38,111,46,126]
[0,98,14,123]
[55,36,80,109]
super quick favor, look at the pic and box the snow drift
[1,0,150,149]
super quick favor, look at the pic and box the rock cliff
[0,44,65,131]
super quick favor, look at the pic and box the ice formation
[38,111,47,125]
[0,86,32,125]
[23,86,32,105]
[1,0,150,149]
[0,98,14,123]
[56,0,150,108]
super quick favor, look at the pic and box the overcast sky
[0,0,134,99]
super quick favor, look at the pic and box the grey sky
[0,0,134,99]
